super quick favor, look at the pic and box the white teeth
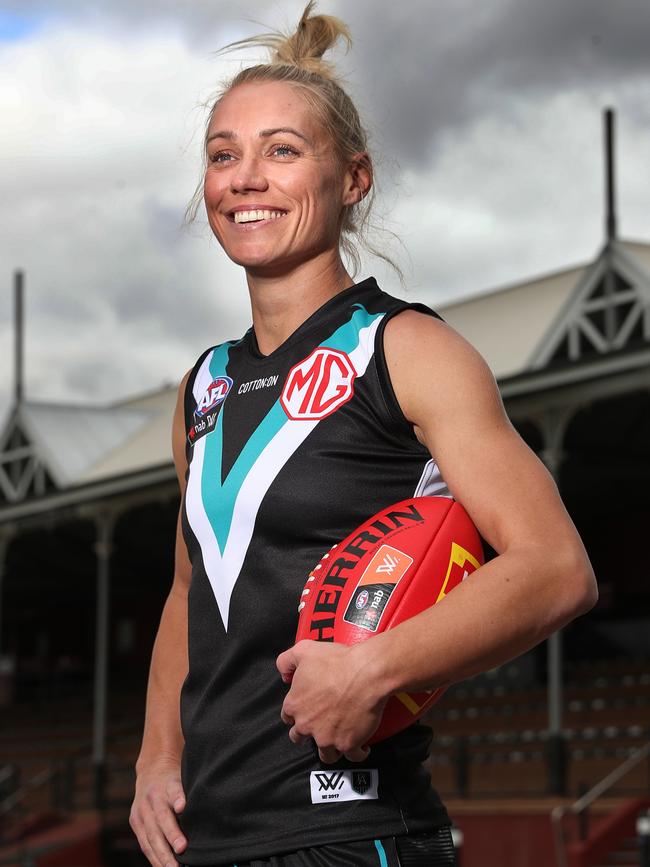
[233,209,286,223]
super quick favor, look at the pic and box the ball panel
[384,500,483,627]
[294,496,484,744]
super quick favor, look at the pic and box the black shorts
[181,826,457,867]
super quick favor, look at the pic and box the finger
[288,725,309,745]
[276,646,297,683]
[318,746,343,764]
[137,824,165,867]
[157,795,188,855]
[343,745,371,762]
[144,819,175,867]
[166,779,187,815]
[143,803,181,867]
[129,814,161,867]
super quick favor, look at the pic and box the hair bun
[220,1,351,79]
[272,1,351,74]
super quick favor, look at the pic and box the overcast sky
[1,0,649,417]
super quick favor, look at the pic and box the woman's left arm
[278,311,598,759]
[362,310,598,695]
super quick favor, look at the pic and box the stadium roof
[1,236,649,518]
[438,238,650,380]
[0,385,177,516]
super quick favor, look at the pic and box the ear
[341,152,373,207]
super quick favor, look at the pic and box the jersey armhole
[183,346,215,463]
[374,303,444,437]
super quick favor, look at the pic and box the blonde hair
[185,1,403,282]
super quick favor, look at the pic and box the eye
[208,151,234,164]
[272,144,299,157]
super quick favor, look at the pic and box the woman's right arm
[130,370,192,867]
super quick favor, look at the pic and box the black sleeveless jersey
[178,277,452,865]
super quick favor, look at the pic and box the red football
[295,496,484,743]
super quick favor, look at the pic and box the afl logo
[195,377,233,416]
[355,589,369,609]
[281,348,356,420]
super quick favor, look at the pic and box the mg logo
[281,348,356,420]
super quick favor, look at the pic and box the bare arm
[277,312,598,757]
[130,370,192,867]
[362,311,598,694]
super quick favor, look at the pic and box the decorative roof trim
[527,240,650,370]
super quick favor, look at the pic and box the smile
[232,209,288,224]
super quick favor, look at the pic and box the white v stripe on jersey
[185,315,384,631]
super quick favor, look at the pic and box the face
[203,80,365,275]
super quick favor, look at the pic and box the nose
[230,153,268,194]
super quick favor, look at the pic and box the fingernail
[172,837,184,852]
[174,799,184,811]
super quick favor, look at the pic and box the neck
[246,252,355,356]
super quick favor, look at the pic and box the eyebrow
[206,127,312,145]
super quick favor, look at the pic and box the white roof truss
[529,240,650,370]
[0,412,57,505]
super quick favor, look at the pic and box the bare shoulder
[382,308,505,434]
[384,309,546,552]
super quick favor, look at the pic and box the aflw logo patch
[310,769,378,804]
[343,544,413,633]
[281,347,356,420]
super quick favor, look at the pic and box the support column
[537,406,574,796]
[0,529,16,708]
[91,511,116,810]
[0,532,11,655]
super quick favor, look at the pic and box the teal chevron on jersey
[199,304,384,555]
[203,401,288,553]
[329,303,382,353]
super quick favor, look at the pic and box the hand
[276,640,388,764]
[129,757,187,867]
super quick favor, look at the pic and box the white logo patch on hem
[309,769,379,804]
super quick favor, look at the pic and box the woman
[130,4,597,866]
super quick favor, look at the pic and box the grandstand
[1,111,649,866]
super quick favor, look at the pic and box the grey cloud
[334,0,650,167]
[3,0,309,45]
[9,0,650,173]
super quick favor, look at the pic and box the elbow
[570,565,598,619]
[556,546,598,623]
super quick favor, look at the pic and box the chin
[223,244,304,275]
[226,250,281,270]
